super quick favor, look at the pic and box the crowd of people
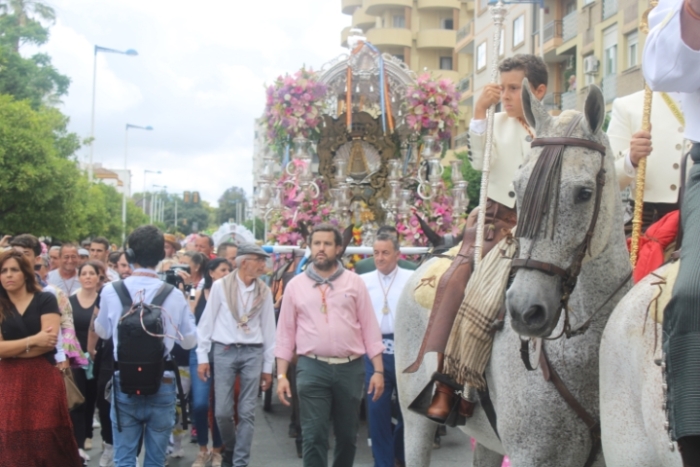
[0,223,410,467]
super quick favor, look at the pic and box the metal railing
[454,131,470,150]
[543,92,563,111]
[561,91,577,110]
[543,20,563,43]
[458,76,471,93]
[603,0,618,19]
[602,74,617,103]
[456,22,472,42]
[563,11,578,42]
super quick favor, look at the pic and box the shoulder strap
[151,283,175,307]
[113,281,132,315]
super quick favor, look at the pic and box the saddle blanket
[414,244,462,313]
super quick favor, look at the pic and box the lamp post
[88,45,138,183]
[153,184,168,224]
[143,169,161,213]
[122,124,153,243]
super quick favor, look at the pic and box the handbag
[62,368,85,410]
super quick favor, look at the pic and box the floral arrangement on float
[404,73,461,147]
[263,67,328,155]
[394,184,465,247]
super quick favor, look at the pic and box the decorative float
[255,31,468,260]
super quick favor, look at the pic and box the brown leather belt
[162,377,174,384]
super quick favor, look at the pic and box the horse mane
[517,111,582,240]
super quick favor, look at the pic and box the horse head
[506,79,621,338]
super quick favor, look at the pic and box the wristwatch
[277,374,287,380]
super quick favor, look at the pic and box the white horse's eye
[576,187,593,203]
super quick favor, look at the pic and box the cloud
[40,0,349,210]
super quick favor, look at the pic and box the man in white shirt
[361,233,413,467]
[196,243,276,467]
[94,225,197,467]
[644,0,700,463]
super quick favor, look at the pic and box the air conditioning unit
[584,56,599,75]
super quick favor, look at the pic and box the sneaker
[79,449,91,462]
[84,438,92,451]
[93,417,101,429]
[99,444,114,467]
[170,434,185,458]
[192,450,211,467]
[210,451,223,467]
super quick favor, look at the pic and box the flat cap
[236,242,269,258]
[78,248,89,257]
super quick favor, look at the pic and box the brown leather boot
[459,397,476,418]
[426,381,456,424]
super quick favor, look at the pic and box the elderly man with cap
[196,242,276,467]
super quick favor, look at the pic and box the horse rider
[405,54,548,424]
[643,0,700,465]
[608,88,690,233]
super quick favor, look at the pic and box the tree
[0,95,85,238]
[0,0,55,51]
[216,186,247,225]
[136,191,214,236]
[79,184,149,244]
[243,217,265,241]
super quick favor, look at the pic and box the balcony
[434,69,460,83]
[365,0,413,15]
[603,0,618,19]
[352,7,375,29]
[542,20,563,54]
[341,0,363,15]
[562,90,577,110]
[341,26,352,47]
[455,21,474,54]
[602,74,617,103]
[454,131,470,152]
[563,11,578,43]
[458,76,471,93]
[417,0,461,10]
[366,27,413,48]
[417,29,457,49]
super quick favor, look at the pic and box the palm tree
[0,0,55,51]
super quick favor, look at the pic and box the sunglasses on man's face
[34,264,42,271]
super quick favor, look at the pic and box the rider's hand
[629,129,652,167]
[475,83,501,120]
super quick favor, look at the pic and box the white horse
[599,261,683,466]
[396,83,632,466]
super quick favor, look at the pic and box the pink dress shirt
[274,270,385,362]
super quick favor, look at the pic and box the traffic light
[183,191,191,203]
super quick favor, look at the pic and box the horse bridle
[511,123,609,339]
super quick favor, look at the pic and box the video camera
[161,264,190,290]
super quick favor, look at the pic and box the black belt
[382,333,394,339]
[214,342,263,348]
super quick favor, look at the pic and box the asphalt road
[85,394,473,467]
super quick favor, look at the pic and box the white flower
[284,94,291,101]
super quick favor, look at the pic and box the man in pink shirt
[275,223,385,467]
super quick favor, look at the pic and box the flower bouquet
[263,67,328,154]
[405,73,460,144]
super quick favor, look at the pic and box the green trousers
[296,356,365,467]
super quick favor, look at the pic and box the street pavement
[86,394,473,467]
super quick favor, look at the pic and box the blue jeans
[364,349,405,467]
[189,349,223,448]
[111,373,176,467]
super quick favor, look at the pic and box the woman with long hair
[69,260,105,459]
[190,258,232,467]
[0,249,82,466]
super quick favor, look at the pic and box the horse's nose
[523,305,546,327]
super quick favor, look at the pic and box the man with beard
[275,223,385,467]
[116,252,132,280]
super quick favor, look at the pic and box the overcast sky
[42,0,349,207]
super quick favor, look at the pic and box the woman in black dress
[69,260,105,457]
[0,249,82,466]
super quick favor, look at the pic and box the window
[626,31,638,68]
[441,17,454,30]
[477,41,487,71]
[393,15,405,28]
[499,29,505,56]
[394,54,405,62]
[439,56,453,70]
[513,15,525,48]
[603,25,618,76]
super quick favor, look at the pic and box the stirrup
[408,372,467,427]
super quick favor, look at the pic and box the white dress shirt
[94,268,197,364]
[643,0,700,142]
[360,267,413,336]
[196,272,276,373]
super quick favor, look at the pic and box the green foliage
[134,191,213,236]
[79,183,149,244]
[217,186,247,225]
[243,217,265,241]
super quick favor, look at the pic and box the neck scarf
[222,269,268,330]
[305,260,345,289]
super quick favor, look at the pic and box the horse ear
[414,212,444,247]
[340,224,354,255]
[521,77,550,131]
[298,220,310,242]
[584,85,606,135]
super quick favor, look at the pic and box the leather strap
[531,137,607,155]
[512,258,569,279]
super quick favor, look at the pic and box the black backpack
[114,281,173,396]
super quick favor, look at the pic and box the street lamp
[143,169,161,203]
[122,124,153,243]
[152,184,168,224]
[88,45,139,183]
